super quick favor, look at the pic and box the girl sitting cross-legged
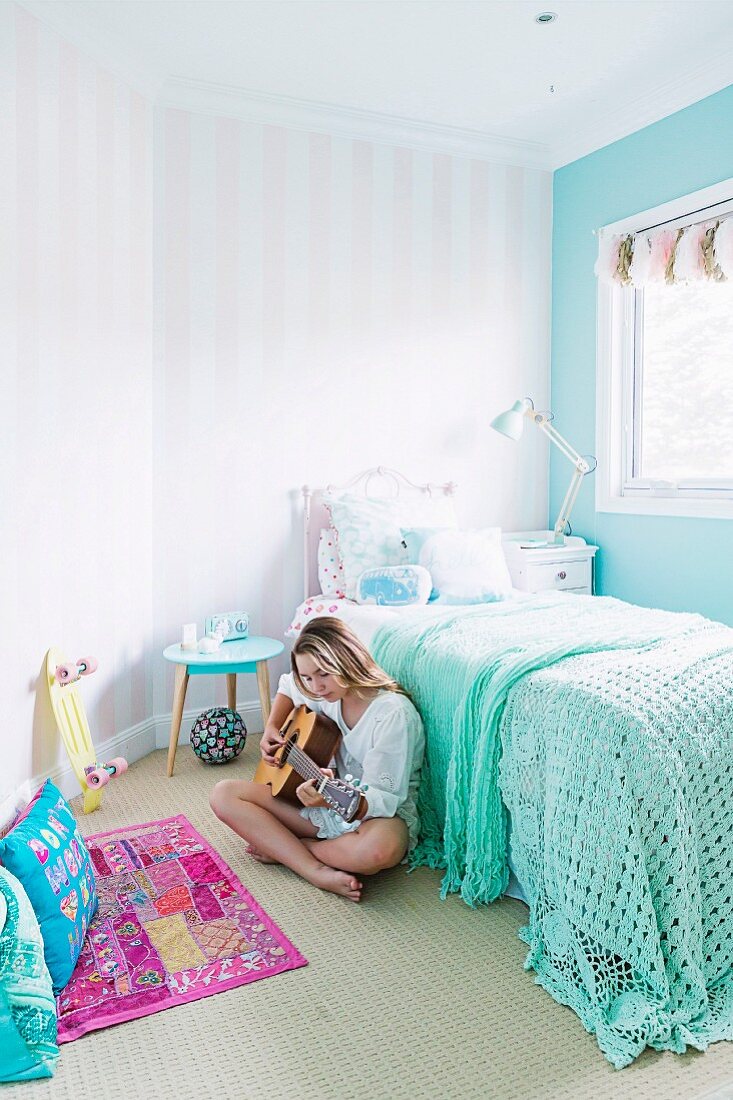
[209,617,425,902]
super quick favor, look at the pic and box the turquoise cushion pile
[0,780,98,994]
[0,865,59,1081]
[0,778,99,1082]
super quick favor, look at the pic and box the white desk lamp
[490,398,595,546]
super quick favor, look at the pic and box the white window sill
[597,494,733,520]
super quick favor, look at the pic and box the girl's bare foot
[245,844,279,864]
[310,865,362,902]
[242,840,360,899]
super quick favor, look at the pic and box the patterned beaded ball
[190,707,247,764]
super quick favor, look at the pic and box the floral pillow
[323,491,457,599]
[317,528,346,597]
[286,596,353,637]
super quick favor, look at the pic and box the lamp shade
[490,399,528,441]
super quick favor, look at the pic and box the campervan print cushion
[323,491,457,599]
[317,528,346,596]
[0,780,98,993]
[355,566,432,607]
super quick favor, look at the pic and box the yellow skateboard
[45,648,127,814]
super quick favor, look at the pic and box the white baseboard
[30,699,264,805]
[151,700,264,750]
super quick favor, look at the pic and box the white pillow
[323,491,457,599]
[404,527,513,604]
[317,528,346,596]
[355,565,432,607]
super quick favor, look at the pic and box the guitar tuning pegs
[344,774,353,783]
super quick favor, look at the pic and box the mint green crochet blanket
[372,593,733,1067]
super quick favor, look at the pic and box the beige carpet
[8,743,733,1100]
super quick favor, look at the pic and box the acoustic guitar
[253,705,368,823]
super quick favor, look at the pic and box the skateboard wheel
[55,664,73,684]
[108,757,128,776]
[86,768,109,788]
[77,656,98,676]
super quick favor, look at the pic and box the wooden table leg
[167,664,189,777]
[256,661,271,727]
[226,673,237,712]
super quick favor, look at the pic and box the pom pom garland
[713,217,733,279]
[596,215,733,288]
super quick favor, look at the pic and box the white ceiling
[19,0,733,167]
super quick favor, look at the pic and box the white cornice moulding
[18,0,733,174]
[158,78,553,170]
[552,45,733,168]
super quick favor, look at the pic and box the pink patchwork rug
[56,814,307,1042]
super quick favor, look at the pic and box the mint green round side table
[163,636,284,777]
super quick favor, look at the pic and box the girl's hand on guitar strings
[260,727,285,767]
[296,769,334,808]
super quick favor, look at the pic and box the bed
[294,468,733,1068]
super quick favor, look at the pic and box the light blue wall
[552,85,733,624]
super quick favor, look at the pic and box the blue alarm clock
[205,612,249,641]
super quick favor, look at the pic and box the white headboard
[302,466,456,599]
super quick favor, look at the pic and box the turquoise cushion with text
[0,780,97,993]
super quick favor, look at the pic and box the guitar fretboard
[282,739,327,786]
[279,728,362,823]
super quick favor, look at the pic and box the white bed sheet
[336,590,534,642]
[313,596,529,904]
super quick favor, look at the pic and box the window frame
[596,177,733,520]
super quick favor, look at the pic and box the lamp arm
[553,466,585,544]
[533,416,588,471]
[527,411,591,544]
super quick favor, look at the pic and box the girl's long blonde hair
[291,617,403,700]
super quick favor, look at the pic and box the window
[596,179,733,518]
[632,280,733,485]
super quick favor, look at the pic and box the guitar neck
[283,740,328,785]
[281,738,365,823]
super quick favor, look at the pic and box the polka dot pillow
[317,528,346,597]
[286,596,353,637]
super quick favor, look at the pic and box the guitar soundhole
[276,734,297,767]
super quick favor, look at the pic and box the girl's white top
[276,673,425,848]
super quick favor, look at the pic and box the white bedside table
[502,532,598,595]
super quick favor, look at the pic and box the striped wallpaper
[3,1,552,791]
[1,4,153,792]
[152,110,553,717]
